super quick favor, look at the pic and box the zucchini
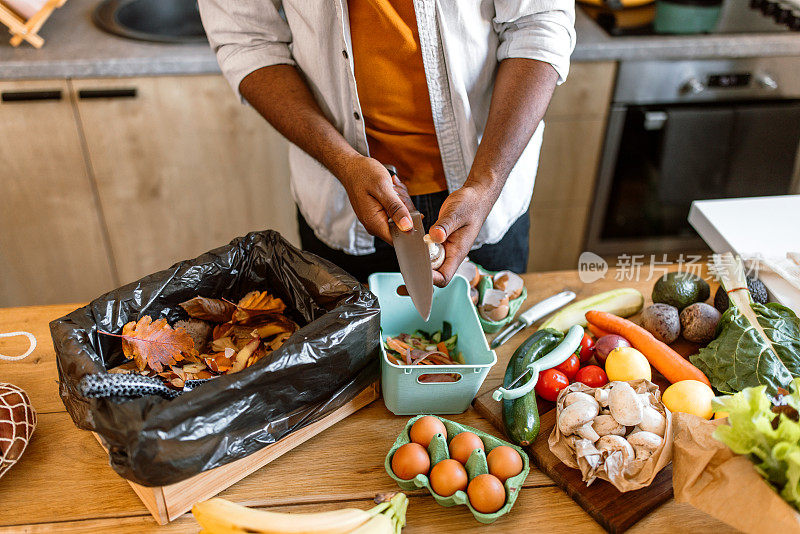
[443,334,457,352]
[502,329,563,446]
[537,288,644,332]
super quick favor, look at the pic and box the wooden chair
[0,0,67,48]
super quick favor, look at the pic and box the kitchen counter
[0,270,736,533]
[1,0,799,80]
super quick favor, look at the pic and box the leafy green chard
[713,379,800,511]
[690,254,800,395]
[691,301,800,394]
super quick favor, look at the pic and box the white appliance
[688,195,800,314]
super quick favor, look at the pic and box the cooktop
[586,0,796,36]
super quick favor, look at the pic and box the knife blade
[490,290,576,348]
[390,211,433,320]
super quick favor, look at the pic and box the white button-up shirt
[199,0,576,255]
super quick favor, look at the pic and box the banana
[192,498,374,534]
[347,514,394,534]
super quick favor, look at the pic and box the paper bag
[548,380,673,492]
[672,412,800,533]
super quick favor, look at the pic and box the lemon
[604,347,652,382]
[662,380,714,419]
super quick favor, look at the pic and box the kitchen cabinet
[528,61,617,272]
[1,62,614,305]
[0,79,116,307]
[71,75,297,286]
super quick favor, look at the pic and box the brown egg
[391,443,430,480]
[486,445,524,483]
[468,474,506,514]
[429,459,468,497]
[409,416,448,448]
[448,431,485,465]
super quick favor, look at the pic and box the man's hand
[429,185,493,287]
[337,155,415,244]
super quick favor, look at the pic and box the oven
[586,56,800,255]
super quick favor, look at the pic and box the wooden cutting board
[473,387,673,534]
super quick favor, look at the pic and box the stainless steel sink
[93,0,207,44]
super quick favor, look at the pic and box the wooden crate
[94,381,380,524]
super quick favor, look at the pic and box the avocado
[713,276,769,313]
[652,272,710,311]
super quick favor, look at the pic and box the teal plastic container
[368,272,497,415]
[654,0,722,34]
[385,415,530,524]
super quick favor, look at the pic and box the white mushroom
[564,391,599,409]
[558,401,600,442]
[592,414,626,437]
[608,382,644,426]
[638,405,666,437]
[423,234,445,270]
[627,431,663,460]
[596,434,635,463]
[595,389,610,408]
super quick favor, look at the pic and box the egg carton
[384,415,530,524]
[475,270,528,334]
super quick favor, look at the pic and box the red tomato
[553,354,580,381]
[574,365,608,388]
[535,369,570,402]
[577,332,595,363]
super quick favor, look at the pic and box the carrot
[436,341,449,356]
[587,323,612,339]
[386,337,411,354]
[385,353,402,366]
[585,310,710,386]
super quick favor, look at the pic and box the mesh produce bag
[0,383,37,479]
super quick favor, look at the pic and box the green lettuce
[690,301,800,395]
[713,379,800,511]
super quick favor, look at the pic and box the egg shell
[409,416,448,448]
[384,415,531,524]
[390,442,430,480]
[474,272,528,334]
[449,431,485,465]
[467,474,506,514]
[430,459,469,497]
[486,445,524,483]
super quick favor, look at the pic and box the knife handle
[519,290,576,326]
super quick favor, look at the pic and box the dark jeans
[298,191,530,282]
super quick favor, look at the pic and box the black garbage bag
[50,230,380,487]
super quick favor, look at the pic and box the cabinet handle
[1,90,62,102]
[78,88,138,100]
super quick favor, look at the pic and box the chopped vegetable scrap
[102,290,298,389]
[384,323,463,383]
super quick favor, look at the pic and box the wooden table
[0,271,737,533]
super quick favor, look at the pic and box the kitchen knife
[390,211,434,320]
[489,290,576,349]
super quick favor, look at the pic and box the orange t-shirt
[348,0,448,196]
